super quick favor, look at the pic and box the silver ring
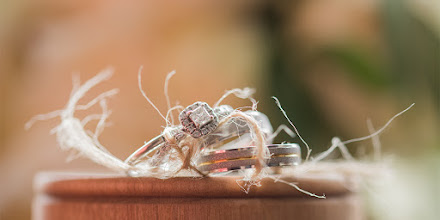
[125,102,274,167]
[125,102,228,165]
[196,143,301,173]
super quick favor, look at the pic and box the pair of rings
[125,101,301,174]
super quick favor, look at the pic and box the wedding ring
[125,102,273,166]
[125,102,228,165]
[197,143,301,173]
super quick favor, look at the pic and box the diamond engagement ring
[125,102,223,166]
[125,102,273,167]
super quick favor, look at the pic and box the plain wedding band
[197,143,301,173]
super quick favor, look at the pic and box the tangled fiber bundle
[26,67,414,198]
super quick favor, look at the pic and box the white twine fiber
[26,67,414,198]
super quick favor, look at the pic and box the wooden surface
[33,172,363,220]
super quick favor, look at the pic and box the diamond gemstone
[189,105,213,128]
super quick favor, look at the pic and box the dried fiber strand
[214,88,257,110]
[269,104,413,198]
[218,111,270,178]
[75,89,119,111]
[332,137,354,161]
[268,176,326,199]
[57,68,131,172]
[312,103,414,163]
[268,124,296,142]
[164,70,177,126]
[137,66,168,123]
[165,105,184,126]
[28,68,132,172]
[27,67,413,200]
[272,96,313,161]
[25,110,64,130]
[367,119,382,161]
[70,72,81,97]
[27,68,272,179]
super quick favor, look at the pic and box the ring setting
[125,101,301,174]
[179,102,219,138]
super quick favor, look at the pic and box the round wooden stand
[33,172,363,220]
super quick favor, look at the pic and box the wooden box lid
[33,172,363,220]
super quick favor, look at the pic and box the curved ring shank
[125,135,166,165]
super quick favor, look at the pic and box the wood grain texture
[33,172,363,220]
